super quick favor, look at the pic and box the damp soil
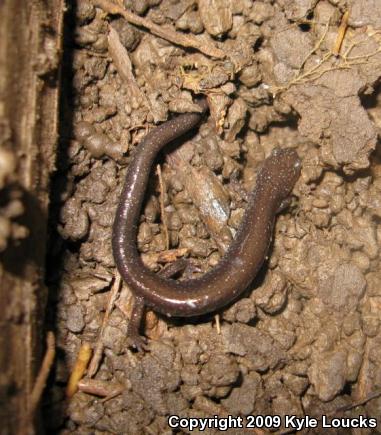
[46,0,381,434]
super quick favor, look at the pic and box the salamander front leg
[127,296,148,351]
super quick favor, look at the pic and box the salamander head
[259,147,301,200]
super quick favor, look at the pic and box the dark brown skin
[112,98,301,349]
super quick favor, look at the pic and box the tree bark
[0,0,63,433]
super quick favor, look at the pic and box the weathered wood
[0,0,63,433]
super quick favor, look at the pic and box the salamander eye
[271,147,282,156]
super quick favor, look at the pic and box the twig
[66,342,92,398]
[333,10,349,55]
[214,314,221,334]
[78,378,124,401]
[88,274,122,377]
[346,47,381,62]
[274,14,381,95]
[329,389,381,415]
[108,26,152,114]
[91,0,225,59]
[272,19,332,95]
[289,16,332,86]
[296,61,350,83]
[21,332,56,433]
[299,18,331,72]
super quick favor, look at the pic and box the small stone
[66,305,85,333]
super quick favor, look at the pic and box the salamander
[112,98,301,349]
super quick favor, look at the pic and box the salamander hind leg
[276,197,292,214]
[127,296,148,351]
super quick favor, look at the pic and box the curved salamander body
[112,99,301,349]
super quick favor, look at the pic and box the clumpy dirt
[46,0,381,433]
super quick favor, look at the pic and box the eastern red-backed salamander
[112,98,301,349]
